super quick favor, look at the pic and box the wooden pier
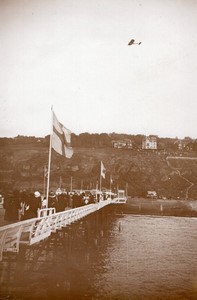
[0,198,122,261]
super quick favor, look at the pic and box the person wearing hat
[28,191,42,218]
[48,191,57,209]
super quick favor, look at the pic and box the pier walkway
[0,197,124,261]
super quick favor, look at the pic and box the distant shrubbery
[0,135,49,146]
[0,134,196,153]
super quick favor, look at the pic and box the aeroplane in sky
[128,39,142,46]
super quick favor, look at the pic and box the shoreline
[1,198,197,227]
[120,197,197,217]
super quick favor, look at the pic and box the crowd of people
[3,189,42,222]
[2,189,112,222]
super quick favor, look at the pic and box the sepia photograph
[0,0,197,299]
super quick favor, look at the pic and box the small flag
[52,111,73,158]
[101,161,106,179]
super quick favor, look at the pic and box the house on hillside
[112,139,132,149]
[174,139,195,152]
[142,136,157,150]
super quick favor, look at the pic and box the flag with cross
[52,111,73,158]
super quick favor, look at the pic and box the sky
[0,0,197,139]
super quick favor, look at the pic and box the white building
[142,136,157,150]
[112,139,132,149]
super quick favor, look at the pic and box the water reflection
[93,215,197,300]
[0,206,118,300]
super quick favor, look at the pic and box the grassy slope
[0,144,197,199]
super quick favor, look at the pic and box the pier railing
[0,199,112,261]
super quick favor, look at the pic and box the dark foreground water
[0,206,197,300]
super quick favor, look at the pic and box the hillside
[0,144,197,199]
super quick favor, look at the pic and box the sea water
[0,211,196,300]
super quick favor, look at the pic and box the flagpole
[110,174,112,199]
[59,176,62,189]
[46,106,53,208]
[126,182,128,197]
[43,166,46,197]
[70,176,73,192]
[117,184,119,197]
[99,162,102,192]
[96,180,98,202]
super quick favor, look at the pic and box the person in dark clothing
[3,190,20,222]
[64,192,70,208]
[30,191,42,218]
[72,192,81,208]
[48,191,57,210]
[3,191,14,221]
[56,193,67,212]
[12,190,20,220]
[21,192,34,220]
[20,191,41,220]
